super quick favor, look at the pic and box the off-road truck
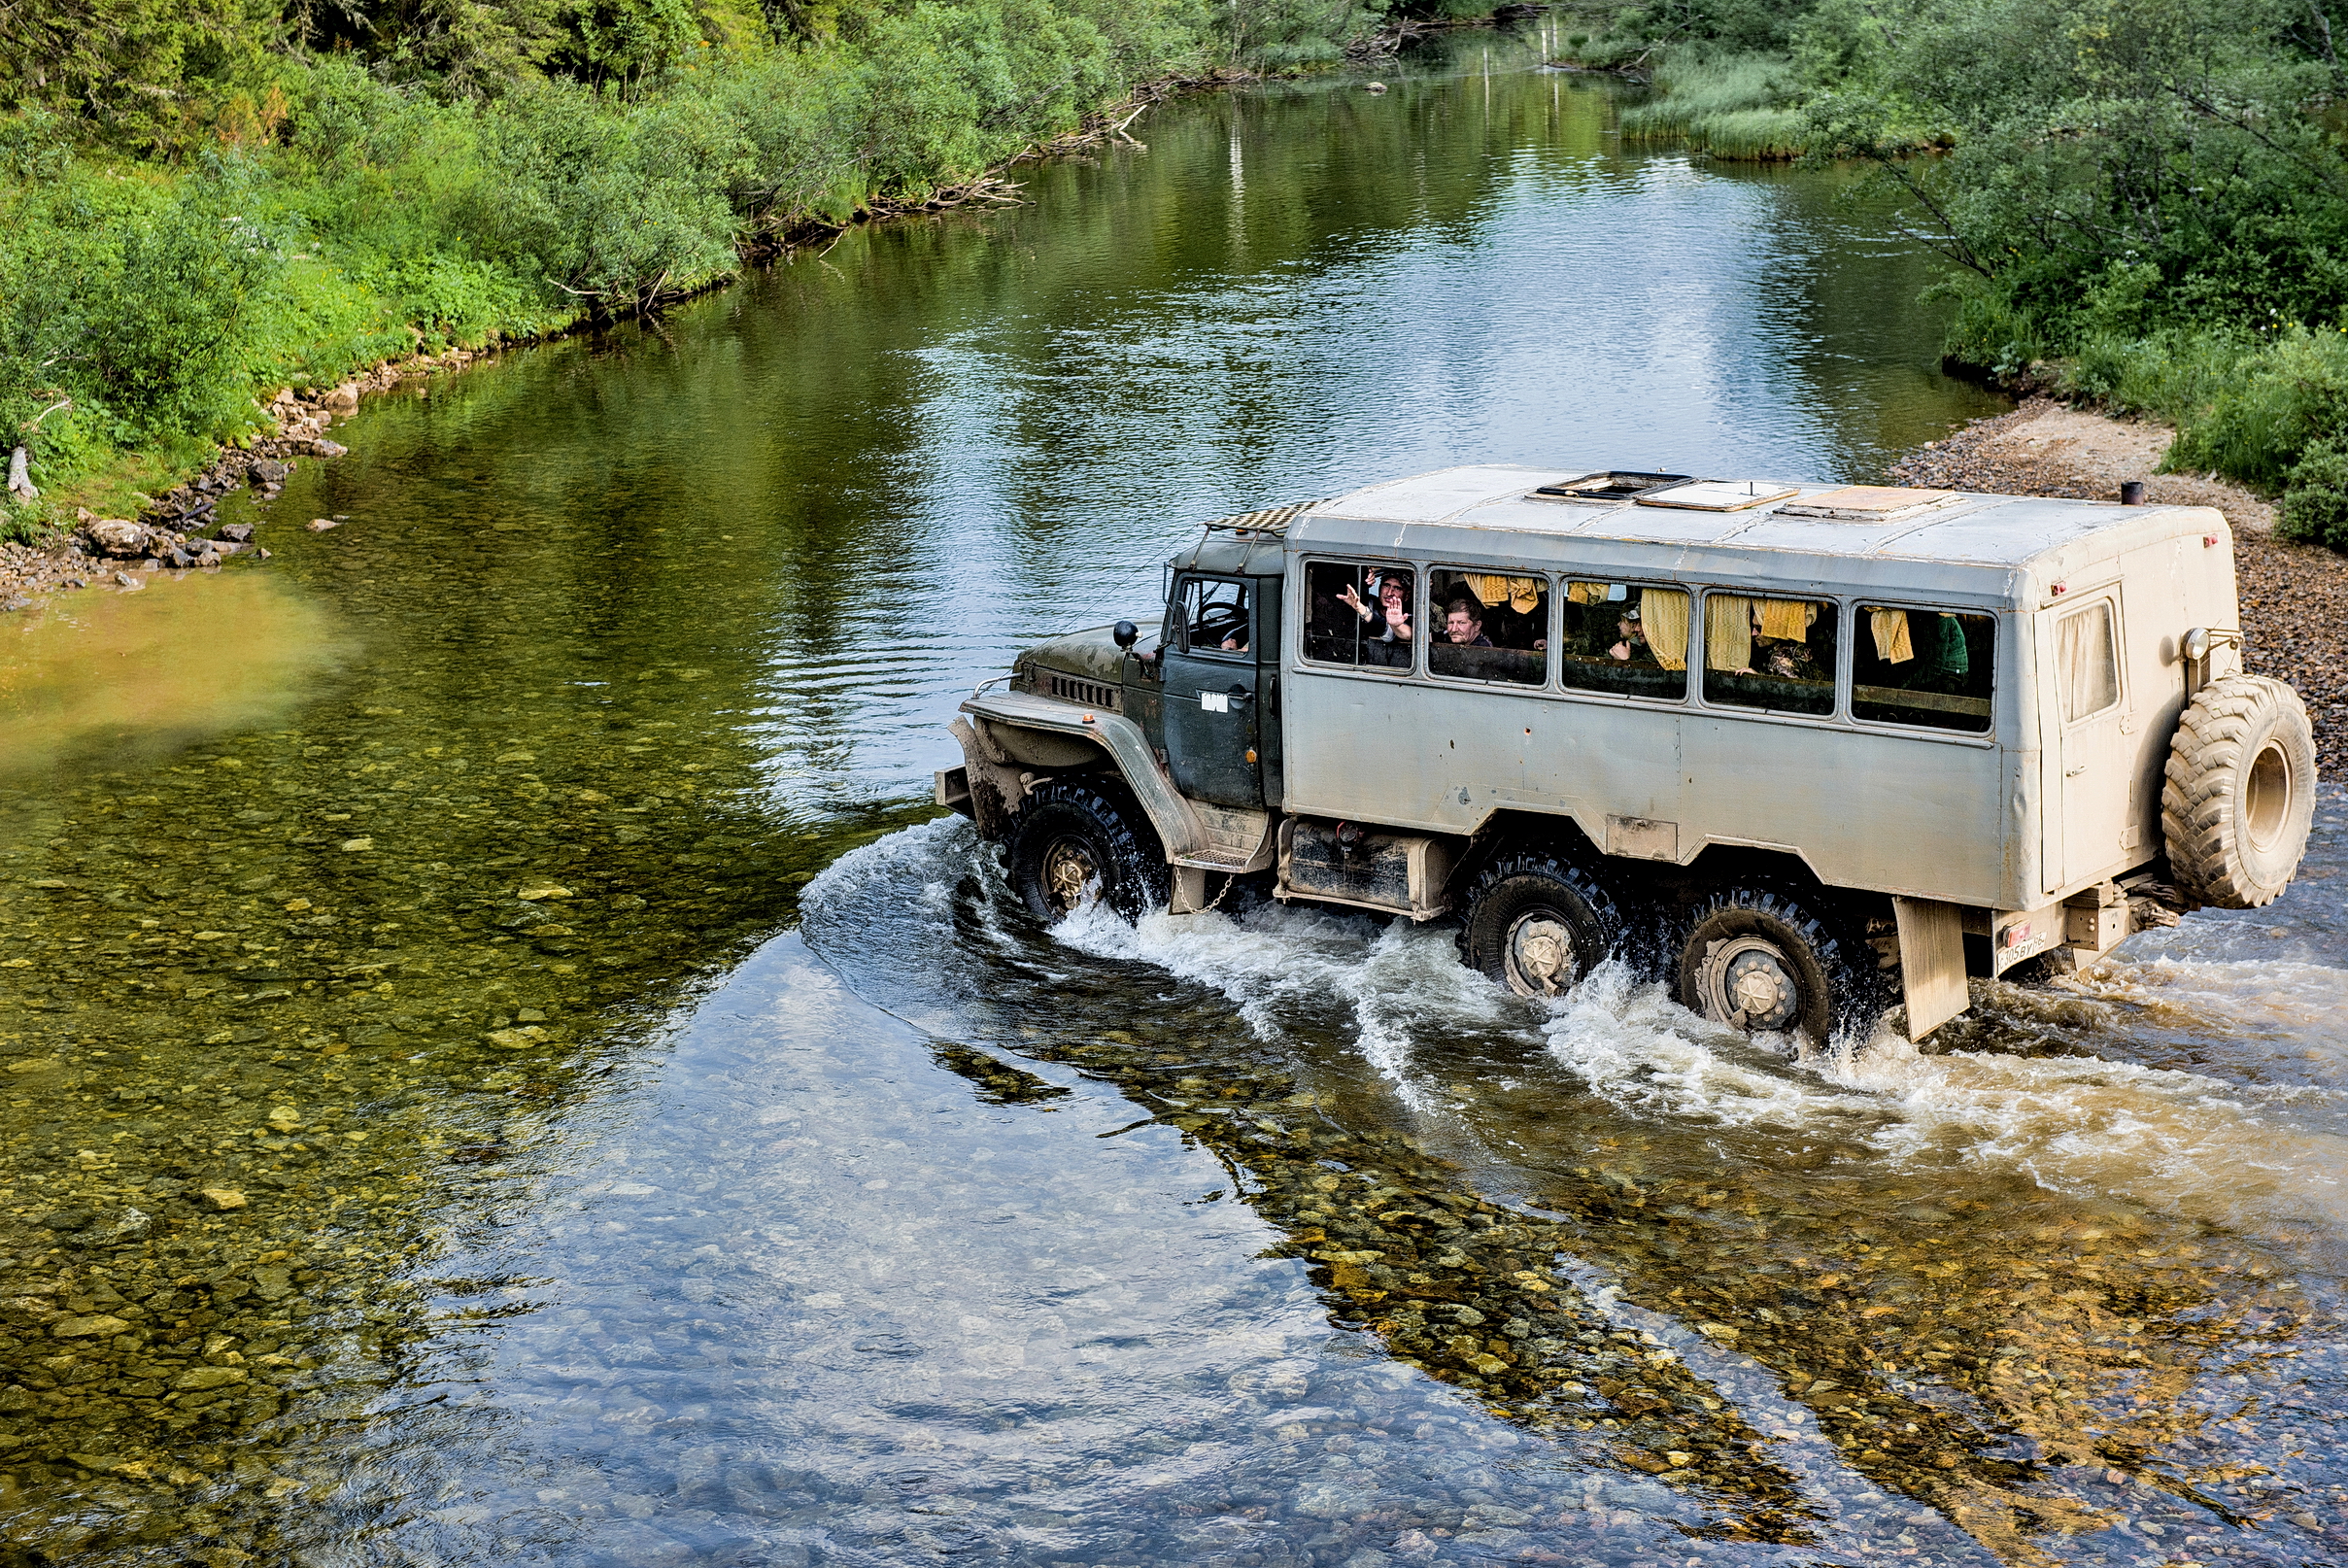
[938,464,2319,1041]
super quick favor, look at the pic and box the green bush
[2279,439,2348,549]
[85,159,291,440]
[2167,326,2348,494]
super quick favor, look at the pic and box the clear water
[6,31,2343,1568]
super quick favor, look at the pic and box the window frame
[1294,556,1421,677]
[1422,566,1556,691]
[1846,600,2001,738]
[1689,586,1845,722]
[1171,572,1258,664]
[2053,595,2125,728]
[1543,576,1700,706]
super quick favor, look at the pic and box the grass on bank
[1616,54,1812,159]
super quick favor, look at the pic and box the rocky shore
[0,349,491,613]
[1892,395,2346,774]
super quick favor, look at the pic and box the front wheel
[1006,779,1169,924]
[1459,853,1621,999]
[1675,884,1876,1042]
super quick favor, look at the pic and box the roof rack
[1199,499,1323,536]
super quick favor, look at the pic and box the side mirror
[1113,620,1139,650]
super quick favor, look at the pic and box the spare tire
[2161,674,2318,909]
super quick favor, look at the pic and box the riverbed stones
[84,520,151,557]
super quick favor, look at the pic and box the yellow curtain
[1640,589,1690,671]
[1567,581,1609,605]
[1757,597,1811,642]
[1464,574,1510,607]
[1707,594,1753,671]
[1507,576,1542,613]
[1871,607,1915,664]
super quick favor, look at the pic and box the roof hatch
[1779,485,1962,523]
[1533,470,1693,503]
[1636,479,1800,511]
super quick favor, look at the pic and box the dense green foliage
[0,0,1478,538]
[1573,0,2348,543]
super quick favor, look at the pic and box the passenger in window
[1338,571,1413,667]
[1444,600,1493,647]
[1339,575,1413,643]
[1608,605,1653,665]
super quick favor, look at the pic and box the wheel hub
[1506,913,1578,998]
[1041,838,1101,915]
[1700,936,1800,1031]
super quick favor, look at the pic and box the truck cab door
[2052,594,2134,884]
[1162,574,1264,808]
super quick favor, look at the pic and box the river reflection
[3,24,2340,1568]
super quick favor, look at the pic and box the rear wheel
[1460,853,1621,999]
[1676,884,1875,1042]
[1006,779,1168,924]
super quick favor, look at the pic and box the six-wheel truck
[938,465,2318,1041]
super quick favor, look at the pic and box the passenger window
[1701,594,1838,716]
[1556,582,1689,700]
[1428,569,1548,685]
[1176,576,1252,657]
[1854,605,1995,733]
[2056,600,2120,721]
[1301,560,1414,672]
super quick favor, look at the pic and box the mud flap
[1170,865,1210,915]
[1891,897,1968,1041]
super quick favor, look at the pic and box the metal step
[1177,802,1275,873]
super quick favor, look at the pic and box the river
[3,30,2344,1568]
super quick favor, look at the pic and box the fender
[960,689,1207,862]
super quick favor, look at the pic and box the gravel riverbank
[1892,395,2346,774]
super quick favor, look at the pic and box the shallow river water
[4,31,2345,1568]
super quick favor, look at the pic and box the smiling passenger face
[1379,579,1407,610]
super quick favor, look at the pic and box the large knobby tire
[1459,853,1622,999]
[1675,884,1875,1043]
[2162,674,2318,909]
[1006,779,1169,925]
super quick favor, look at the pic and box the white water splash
[1051,896,1512,1106]
[810,819,2348,1233]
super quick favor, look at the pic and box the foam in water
[1052,895,1512,1108]
[811,821,2348,1235]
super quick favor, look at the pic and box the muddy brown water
[3,31,2344,1568]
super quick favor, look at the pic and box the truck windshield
[1429,569,1547,685]
[1557,583,1689,699]
[1855,606,1996,733]
[1301,560,1413,671]
[1702,594,1838,716]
